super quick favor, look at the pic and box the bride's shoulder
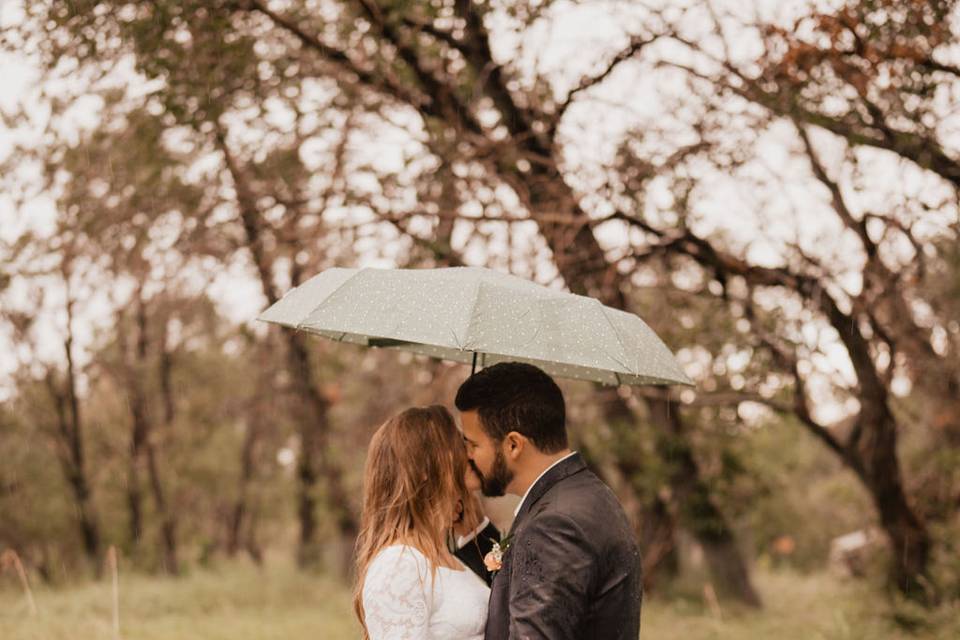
[366,545,430,579]
[363,544,435,607]
[370,543,428,563]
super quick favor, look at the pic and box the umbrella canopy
[258,266,693,387]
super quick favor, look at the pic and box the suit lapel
[509,452,587,535]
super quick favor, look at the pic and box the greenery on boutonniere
[483,532,513,574]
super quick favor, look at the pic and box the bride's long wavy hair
[352,405,480,637]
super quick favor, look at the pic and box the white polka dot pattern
[258,266,694,387]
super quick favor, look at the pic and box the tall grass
[1,558,957,640]
[0,550,36,618]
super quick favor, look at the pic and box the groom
[456,362,642,640]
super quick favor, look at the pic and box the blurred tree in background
[1,0,958,611]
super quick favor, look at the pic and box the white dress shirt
[455,516,492,549]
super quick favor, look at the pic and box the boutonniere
[483,533,513,574]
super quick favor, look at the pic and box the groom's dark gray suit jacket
[484,452,642,640]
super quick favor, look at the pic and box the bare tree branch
[552,34,659,132]
[741,290,853,464]
[246,0,431,112]
[797,125,876,257]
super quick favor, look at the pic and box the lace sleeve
[362,546,434,640]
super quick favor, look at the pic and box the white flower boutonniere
[483,533,513,574]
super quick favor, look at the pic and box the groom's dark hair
[455,361,567,454]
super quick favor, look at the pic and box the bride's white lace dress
[362,544,489,640]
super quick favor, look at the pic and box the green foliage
[0,402,80,582]
[727,416,874,571]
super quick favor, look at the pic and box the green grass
[1,560,957,639]
[0,558,359,640]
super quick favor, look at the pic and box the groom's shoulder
[533,467,629,533]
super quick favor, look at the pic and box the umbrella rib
[450,327,464,351]
[460,278,486,350]
[526,318,544,347]
[597,304,635,373]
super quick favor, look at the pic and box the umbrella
[257,266,693,387]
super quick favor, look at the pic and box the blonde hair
[353,405,476,638]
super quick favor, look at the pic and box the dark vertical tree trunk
[851,407,932,599]
[216,128,357,571]
[227,417,259,557]
[286,336,358,570]
[648,396,762,606]
[228,338,270,562]
[126,434,145,551]
[245,503,265,565]
[63,303,103,572]
[117,305,146,553]
[158,315,176,427]
[518,174,762,606]
[637,491,680,588]
[144,440,179,575]
[45,281,103,574]
[118,292,179,574]
[153,311,180,574]
[121,317,146,555]
[591,388,682,592]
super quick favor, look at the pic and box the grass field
[1,559,957,640]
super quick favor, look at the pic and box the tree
[8,0,762,600]
[0,253,104,574]
[13,0,957,603]
[607,0,959,600]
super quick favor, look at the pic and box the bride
[353,405,494,640]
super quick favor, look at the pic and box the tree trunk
[216,128,358,571]
[126,446,145,550]
[144,441,179,575]
[158,315,176,426]
[648,396,762,606]
[519,170,762,606]
[118,294,179,574]
[228,416,260,558]
[591,388,682,592]
[637,492,680,589]
[286,334,358,571]
[644,209,936,599]
[63,458,102,571]
[117,305,147,553]
[152,311,180,575]
[64,388,101,569]
[851,407,932,599]
[45,317,102,573]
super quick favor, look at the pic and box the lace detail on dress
[362,544,489,640]
[362,546,434,640]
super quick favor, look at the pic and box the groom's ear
[503,431,526,460]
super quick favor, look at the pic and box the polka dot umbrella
[257,266,693,387]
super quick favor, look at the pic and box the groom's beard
[472,450,513,498]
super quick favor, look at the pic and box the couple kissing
[354,361,642,640]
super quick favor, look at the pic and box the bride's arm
[362,546,433,640]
